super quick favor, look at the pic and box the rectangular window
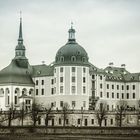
[91,119,94,125]
[83,67,86,73]
[100,92,102,98]
[51,88,54,95]
[83,77,86,83]
[14,96,17,104]
[60,101,63,107]
[59,118,61,125]
[8,96,9,105]
[36,89,38,95]
[132,85,135,90]
[72,67,75,72]
[122,93,124,99]
[133,93,135,99]
[112,85,114,89]
[100,76,102,80]
[107,105,109,111]
[127,93,129,99]
[51,79,54,85]
[117,93,119,99]
[107,92,109,98]
[36,80,38,85]
[126,85,129,90]
[77,119,81,125]
[110,119,113,125]
[60,86,63,93]
[72,76,75,82]
[122,85,124,90]
[60,67,63,72]
[60,77,63,83]
[117,85,119,90]
[112,92,114,98]
[107,84,109,89]
[72,86,76,94]
[41,89,44,95]
[26,100,31,104]
[72,101,76,108]
[41,80,44,85]
[100,84,102,89]
[83,86,86,94]
[92,75,95,79]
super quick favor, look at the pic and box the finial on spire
[71,21,73,29]
[18,11,23,44]
[68,22,76,42]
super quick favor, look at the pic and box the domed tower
[52,24,90,110]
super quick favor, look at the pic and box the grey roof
[32,64,54,77]
[104,66,140,82]
[0,60,34,85]
[89,62,105,75]
[55,40,89,66]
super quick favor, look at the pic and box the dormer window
[77,51,80,55]
[60,56,64,62]
[82,57,86,62]
[71,56,76,62]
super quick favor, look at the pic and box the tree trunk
[45,114,48,126]
[63,113,66,126]
[119,113,122,127]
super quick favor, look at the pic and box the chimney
[109,62,114,67]
[121,64,126,68]
[42,61,45,65]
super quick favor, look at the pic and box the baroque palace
[0,17,140,126]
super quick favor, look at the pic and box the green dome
[55,26,89,66]
[0,60,34,85]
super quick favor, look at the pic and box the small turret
[68,22,76,42]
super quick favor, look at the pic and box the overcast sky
[0,0,140,72]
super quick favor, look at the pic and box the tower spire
[15,11,26,59]
[68,22,76,42]
[18,11,23,44]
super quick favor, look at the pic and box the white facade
[0,19,140,112]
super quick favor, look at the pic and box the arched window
[15,88,20,94]
[29,89,34,96]
[22,88,27,95]
[14,88,20,105]
[71,56,76,62]
[5,88,10,106]
[0,88,4,96]
[60,56,64,62]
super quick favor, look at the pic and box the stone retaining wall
[0,126,140,136]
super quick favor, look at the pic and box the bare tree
[30,102,42,126]
[6,103,17,127]
[116,100,127,127]
[61,102,70,126]
[95,102,108,127]
[45,105,53,126]
[136,100,140,125]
